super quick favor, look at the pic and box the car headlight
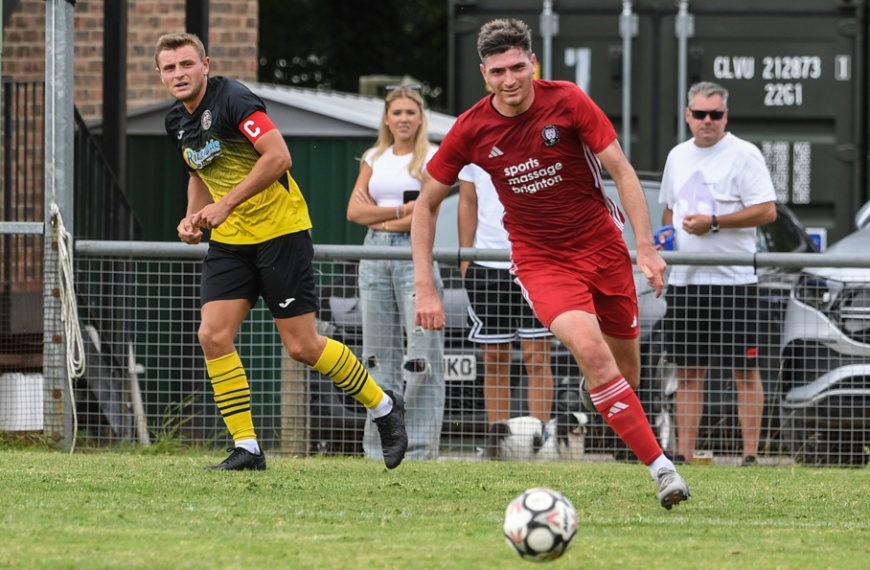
[793,273,841,313]
[838,288,870,337]
[794,272,870,341]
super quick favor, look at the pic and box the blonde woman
[347,87,445,460]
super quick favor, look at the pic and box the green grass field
[1,449,869,569]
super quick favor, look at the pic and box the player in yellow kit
[156,32,407,470]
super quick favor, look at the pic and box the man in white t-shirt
[458,164,555,455]
[658,81,776,467]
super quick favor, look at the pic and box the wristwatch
[711,215,720,233]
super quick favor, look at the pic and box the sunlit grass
[1,450,868,569]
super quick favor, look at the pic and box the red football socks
[590,376,662,465]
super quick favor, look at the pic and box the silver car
[780,225,870,466]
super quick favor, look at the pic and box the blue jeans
[359,229,445,460]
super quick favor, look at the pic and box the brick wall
[0,1,259,357]
[2,0,259,122]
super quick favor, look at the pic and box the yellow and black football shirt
[164,76,312,245]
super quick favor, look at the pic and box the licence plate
[444,354,476,382]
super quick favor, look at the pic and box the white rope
[50,202,83,452]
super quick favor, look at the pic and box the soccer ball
[503,487,578,562]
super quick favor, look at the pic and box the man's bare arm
[191,129,291,229]
[597,139,666,296]
[411,170,453,329]
[457,179,479,276]
[178,173,213,244]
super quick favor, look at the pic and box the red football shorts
[512,239,639,339]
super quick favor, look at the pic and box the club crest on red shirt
[541,124,560,147]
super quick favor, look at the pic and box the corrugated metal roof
[109,81,457,141]
[246,81,457,141]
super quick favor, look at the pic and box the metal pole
[44,0,76,450]
[620,1,638,161]
[128,343,150,447]
[186,0,210,53]
[103,0,127,188]
[540,1,559,80]
[675,0,694,142]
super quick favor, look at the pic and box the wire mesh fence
[2,242,869,467]
[0,233,45,434]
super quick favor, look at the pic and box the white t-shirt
[659,132,776,286]
[459,163,511,270]
[364,145,437,206]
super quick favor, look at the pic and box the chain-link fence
[4,242,864,467]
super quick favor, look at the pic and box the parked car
[310,174,818,458]
[779,225,870,466]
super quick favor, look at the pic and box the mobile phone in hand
[403,190,420,203]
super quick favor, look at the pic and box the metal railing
[72,107,143,242]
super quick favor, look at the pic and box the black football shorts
[200,231,319,319]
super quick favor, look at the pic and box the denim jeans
[359,229,445,460]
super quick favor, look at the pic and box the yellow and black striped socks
[313,338,386,411]
[206,351,257,444]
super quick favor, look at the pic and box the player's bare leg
[551,310,689,509]
[199,299,267,471]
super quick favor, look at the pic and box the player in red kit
[411,19,689,509]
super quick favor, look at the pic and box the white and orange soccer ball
[503,487,578,562]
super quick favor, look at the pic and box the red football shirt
[427,80,625,261]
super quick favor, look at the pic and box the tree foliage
[258,0,448,110]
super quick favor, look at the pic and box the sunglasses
[689,109,726,121]
[386,84,422,92]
